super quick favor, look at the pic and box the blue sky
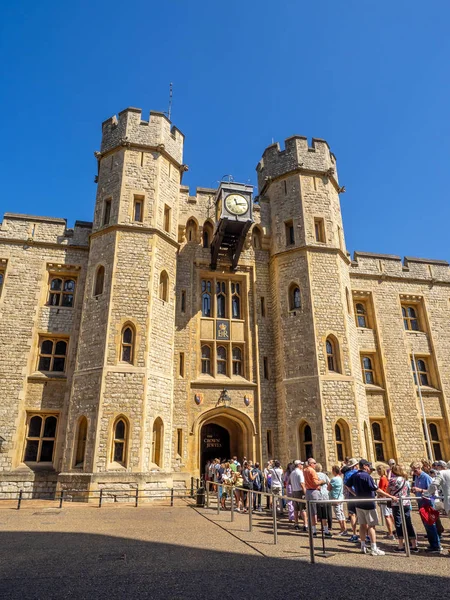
[1,1,449,259]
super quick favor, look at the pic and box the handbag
[419,503,440,526]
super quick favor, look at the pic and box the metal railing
[203,481,445,563]
[0,477,201,510]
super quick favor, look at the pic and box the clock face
[224,193,249,216]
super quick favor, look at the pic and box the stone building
[0,106,449,496]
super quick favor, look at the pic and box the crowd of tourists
[204,455,450,556]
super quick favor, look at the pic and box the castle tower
[60,108,186,488]
[257,137,367,466]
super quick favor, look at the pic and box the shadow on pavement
[0,531,448,599]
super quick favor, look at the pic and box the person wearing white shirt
[290,460,307,531]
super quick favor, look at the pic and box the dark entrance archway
[200,423,230,475]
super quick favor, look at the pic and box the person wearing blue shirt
[343,458,359,542]
[411,461,441,552]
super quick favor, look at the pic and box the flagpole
[412,350,433,461]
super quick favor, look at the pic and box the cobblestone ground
[0,499,448,599]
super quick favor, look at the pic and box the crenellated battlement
[256,135,337,192]
[351,251,450,282]
[0,213,91,247]
[100,107,184,164]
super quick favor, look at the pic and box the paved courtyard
[0,499,449,599]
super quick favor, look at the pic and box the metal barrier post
[17,490,23,510]
[399,497,411,557]
[99,489,103,508]
[231,487,234,522]
[59,490,64,509]
[196,478,199,489]
[206,482,210,508]
[171,488,174,507]
[135,487,139,508]
[272,493,278,545]
[190,477,194,498]
[248,491,253,532]
[217,487,220,515]
[307,499,315,564]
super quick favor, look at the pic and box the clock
[225,193,249,216]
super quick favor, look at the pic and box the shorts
[271,486,282,496]
[334,503,345,522]
[383,504,393,518]
[306,489,321,516]
[356,507,379,526]
[292,490,305,511]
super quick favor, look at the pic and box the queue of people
[204,454,450,556]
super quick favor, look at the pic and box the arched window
[74,416,88,468]
[402,305,419,331]
[201,345,211,374]
[217,346,227,375]
[371,421,385,462]
[186,218,198,243]
[201,280,212,317]
[289,284,301,310]
[300,423,313,460]
[355,303,367,328]
[252,226,262,249]
[231,282,241,319]
[202,221,214,249]
[326,336,340,373]
[152,417,164,467]
[24,414,58,463]
[159,271,169,302]
[216,281,227,318]
[94,266,105,297]
[411,357,429,386]
[112,418,127,465]
[362,356,375,384]
[232,347,243,376]
[428,423,443,461]
[335,423,344,462]
[121,325,134,363]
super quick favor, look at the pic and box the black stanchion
[314,509,335,558]
[135,487,139,508]
[59,490,64,509]
[171,488,174,507]
[17,490,23,510]
[98,489,103,508]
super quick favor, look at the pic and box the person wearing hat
[290,460,307,531]
[343,457,359,542]
[346,459,391,556]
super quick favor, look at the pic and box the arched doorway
[200,423,230,474]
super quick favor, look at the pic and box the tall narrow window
[112,418,127,465]
[176,428,183,456]
[355,302,367,328]
[428,423,443,461]
[260,297,266,318]
[24,414,58,463]
[94,266,105,297]
[201,345,211,374]
[326,337,339,373]
[300,423,313,460]
[121,326,134,363]
[263,356,269,379]
[0,269,4,297]
[159,271,169,301]
[202,221,213,248]
[38,338,68,373]
[186,219,197,242]
[314,218,325,242]
[345,288,351,314]
[266,430,273,457]
[74,416,88,468]
[152,417,163,467]
[48,277,76,307]
[402,305,419,331]
[201,280,212,317]
[285,220,295,246]
[252,226,262,249]
[412,357,429,386]
[231,282,241,319]
[232,347,242,376]
[181,290,186,314]
[164,205,171,232]
[289,284,301,310]
[362,356,375,384]
[371,422,385,462]
[217,346,227,375]
[133,196,144,222]
[335,423,344,462]
[179,352,185,377]
[103,199,111,226]
[216,281,227,318]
